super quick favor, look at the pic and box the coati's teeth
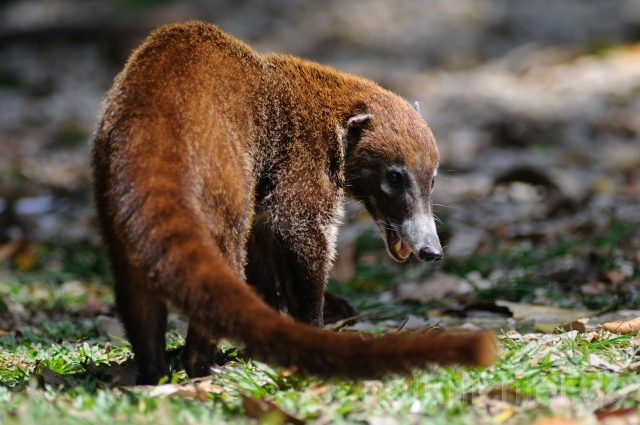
[394,239,403,254]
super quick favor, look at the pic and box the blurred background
[1,0,639,316]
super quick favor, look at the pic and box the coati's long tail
[174,252,496,377]
[122,199,497,377]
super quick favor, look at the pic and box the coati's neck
[252,53,382,183]
[262,53,378,122]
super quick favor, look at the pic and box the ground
[0,1,639,424]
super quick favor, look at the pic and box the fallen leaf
[554,318,588,334]
[83,292,109,317]
[365,417,400,425]
[37,366,67,387]
[596,407,638,421]
[149,384,182,397]
[0,242,19,265]
[532,416,579,425]
[548,395,573,415]
[589,384,640,414]
[587,354,623,373]
[579,281,608,297]
[495,300,600,323]
[241,394,305,425]
[143,383,218,402]
[597,317,640,334]
[104,366,139,386]
[484,399,515,423]
[13,240,38,272]
[194,381,223,395]
[307,384,329,396]
[605,270,629,285]
[484,386,522,405]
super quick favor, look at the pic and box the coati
[91,21,496,385]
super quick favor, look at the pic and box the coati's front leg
[246,174,340,327]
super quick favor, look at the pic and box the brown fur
[91,21,496,384]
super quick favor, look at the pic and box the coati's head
[343,98,443,264]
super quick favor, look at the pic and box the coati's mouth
[386,229,412,262]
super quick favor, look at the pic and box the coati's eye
[387,171,402,186]
[431,176,435,193]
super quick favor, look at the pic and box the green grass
[1,322,639,424]
[1,221,639,424]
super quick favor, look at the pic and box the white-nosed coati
[91,21,496,385]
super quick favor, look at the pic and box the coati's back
[92,22,264,276]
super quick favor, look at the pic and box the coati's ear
[413,101,420,113]
[347,113,373,129]
[343,113,372,153]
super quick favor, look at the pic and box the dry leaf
[596,407,639,422]
[597,317,640,334]
[554,318,588,334]
[532,417,579,425]
[13,240,38,272]
[104,366,139,386]
[37,366,67,387]
[589,384,640,414]
[548,395,573,415]
[83,292,109,317]
[0,242,19,265]
[579,281,608,297]
[365,417,401,425]
[587,354,623,373]
[484,399,515,423]
[605,270,628,285]
[194,381,223,395]
[145,383,219,402]
[496,300,598,331]
[484,386,522,405]
[241,394,305,425]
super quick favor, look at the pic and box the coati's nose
[418,246,444,262]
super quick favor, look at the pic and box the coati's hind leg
[183,325,218,378]
[182,172,254,379]
[112,256,170,385]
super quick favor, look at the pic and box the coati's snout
[351,163,443,264]
[376,167,443,263]
[378,219,444,263]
